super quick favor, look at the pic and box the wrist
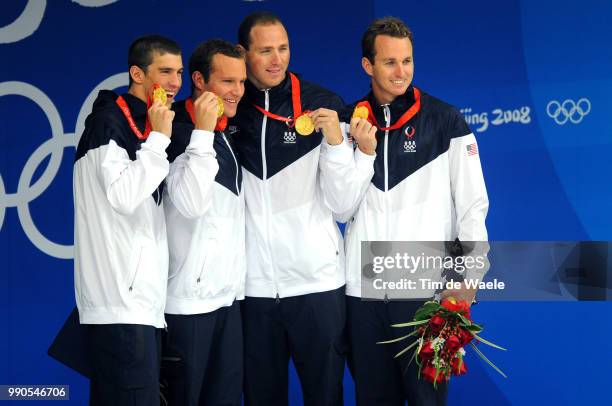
[358,145,376,155]
[324,130,343,145]
[195,120,215,132]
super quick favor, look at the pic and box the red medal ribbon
[116,95,151,140]
[251,72,305,128]
[356,87,421,132]
[185,97,228,132]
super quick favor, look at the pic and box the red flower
[445,335,462,354]
[429,315,445,333]
[422,363,447,384]
[458,328,474,346]
[451,357,468,376]
[419,341,434,361]
[441,297,471,318]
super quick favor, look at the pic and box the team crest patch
[283,131,297,144]
[404,139,416,153]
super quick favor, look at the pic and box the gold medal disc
[152,85,167,105]
[295,114,314,136]
[217,96,224,118]
[352,105,369,120]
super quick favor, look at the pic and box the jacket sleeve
[165,130,219,219]
[318,122,376,222]
[100,128,170,215]
[447,109,490,280]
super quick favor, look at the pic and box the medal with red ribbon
[252,72,314,135]
[353,87,421,135]
[185,97,228,132]
[116,95,152,140]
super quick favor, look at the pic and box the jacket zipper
[196,253,208,284]
[382,105,391,299]
[383,105,391,193]
[128,246,143,292]
[222,132,240,194]
[261,90,269,181]
[261,89,280,301]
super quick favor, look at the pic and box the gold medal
[152,84,167,105]
[295,114,314,136]
[352,105,369,120]
[217,96,224,118]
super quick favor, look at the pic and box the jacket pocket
[127,244,144,292]
[325,222,340,261]
[181,236,216,298]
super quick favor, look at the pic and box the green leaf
[414,302,440,320]
[394,339,419,359]
[402,348,418,376]
[458,314,472,326]
[470,343,508,378]
[464,324,483,332]
[391,319,430,328]
[433,368,440,389]
[471,332,507,351]
[415,339,424,368]
[377,330,418,344]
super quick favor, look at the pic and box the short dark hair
[362,17,413,63]
[127,35,181,86]
[238,11,285,50]
[189,39,244,89]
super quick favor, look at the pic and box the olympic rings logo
[0,0,118,44]
[546,98,591,125]
[284,132,297,143]
[0,73,128,259]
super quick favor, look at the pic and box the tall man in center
[232,11,361,406]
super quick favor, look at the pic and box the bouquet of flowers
[379,297,507,387]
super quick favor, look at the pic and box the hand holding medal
[148,84,174,138]
[350,115,377,155]
[192,91,222,132]
[186,92,228,132]
[309,108,343,145]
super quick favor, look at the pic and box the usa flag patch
[466,143,478,156]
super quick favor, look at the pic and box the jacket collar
[365,85,416,120]
[244,72,295,104]
[121,93,148,119]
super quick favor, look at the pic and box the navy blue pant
[346,297,448,406]
[242,287,346,406]
[86,324,162,406]
[161,301,243,406]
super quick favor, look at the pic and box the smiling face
[363,35,414,105]
[130,51,183,105]
[199,53,247,118]
[243,22,290,89]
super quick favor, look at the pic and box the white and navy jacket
[163,100,245,314]
[231,73,356,299]
[73,91,170,328]
[338,87,489,298]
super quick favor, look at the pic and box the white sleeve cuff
[355,146,376,167]
[145,131,171,153]
[322,138,353,161]
[187,129,216,153]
